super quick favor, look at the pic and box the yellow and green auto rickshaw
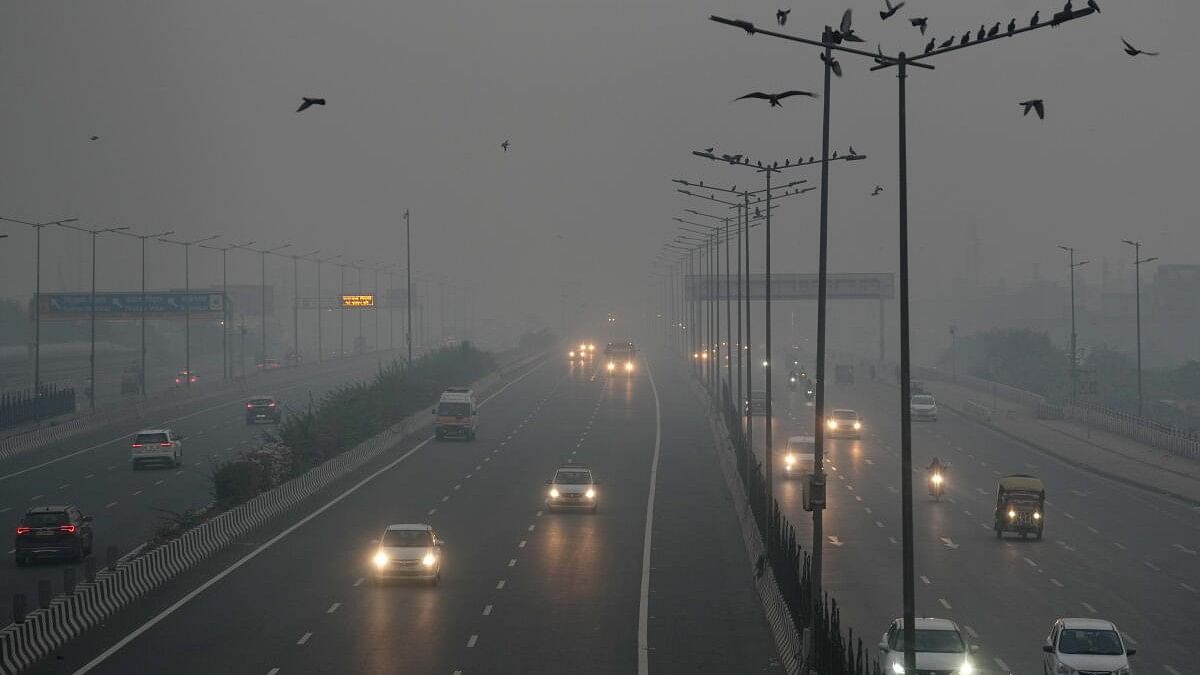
[995,474,1045,540]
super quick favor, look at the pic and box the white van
[433,387,478,440]
[783,435,816,478]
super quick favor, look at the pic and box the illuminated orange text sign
[340,294,376,308]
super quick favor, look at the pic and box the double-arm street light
[199,240,255,381]
[710,5,1097,670]
[116,228,176,394]
[0,215,79,392]
[159,234,220,387]
[1058,246,1089,399]
[289,249,321,364]
[311,254,342,363]
[59,223,129,408]
[247,243,291,363]
[1122,240,1158,416]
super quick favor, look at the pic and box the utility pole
[1059,246,1089,398]
[404,210,413,364]
[159,234,218,388]
[1122,240,1157,416]
[200,240,254,382]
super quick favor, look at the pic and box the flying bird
[88,135,100,141]
[733,90,818,107]
[820,52,843,77]
[871,185,884,196]
[1030,11,1040,26]
[879,0,905,21]
[1007,18,1017,35]
[987,22,1000,38]
[777,8,791,25]
[837,9,864,42]
[1121,37,1158,56]
[501,139,510,151]
[910,17,928,35]
[296,97,326,113]
[1020,99,1045,119]
[938,37,954,49]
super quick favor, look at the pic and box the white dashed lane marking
[467,634,478,648]
[296,632,312,645]
[326,603,340,614]
[496,580,506,590]
[482,604,493,616]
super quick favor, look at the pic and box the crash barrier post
[715,380,884,675]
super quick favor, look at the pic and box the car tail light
[246,403,253,408]
[16,526,31,535]
[59,524,76,534]
[131,443,144,448]
[160,442,173,447]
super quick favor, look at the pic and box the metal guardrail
[0,387,75,430]
[1065,401,1200,461]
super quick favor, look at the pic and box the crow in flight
[296,97,326,113]
[777,9,791,25]
[1121,37,1158,56]
[879,0,905,21]
[1020,99,1045,119]
[910,17,928,35]
[871,185,884,196]
[501,139,510,151]
[734,90,818,107]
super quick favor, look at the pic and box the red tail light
[58,524,76,534]
[160,442,173,447]
[268,402,276,407]
[131,443,144,448]
[16,526,31,535]
[246,403,253,408]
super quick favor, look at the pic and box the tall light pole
[1058,246,1089,399]
[249,243,291,364]
[290,249,320,364]
[160,234,219,387]
[404,210,413,365]
[200,241,255,381]
[0,216,78,392]
[58,223,129,408]
[115,228,175,395]
[312,254,341,363]
[1122,240,1157,416]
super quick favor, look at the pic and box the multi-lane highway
[0,353,404,625]
[22,351,780,675]
[756,375,1198,675]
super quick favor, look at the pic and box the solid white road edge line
[70,356,548,675]
[637,360,663,675]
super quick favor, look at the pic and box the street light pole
[116,228,175,394]
[404,210,413,365]
[159,234,219,388]
[1122,240,1158,416]
[1059,246,1089,398]
[200,241,254,382]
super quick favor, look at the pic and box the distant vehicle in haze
[434,387,478,440]
[14,505,94,565]
[604,341,637,374]
[545,463,598,513]
[1042,618,1135,674]
[174,370,198,386]
[995,474,1045,540]
[568,341,595,362]
[245,395,282,424]
[910,394,938,421]
[130,428,184,469]
[256,359,282,370]
[825,409,862,439]
[372,523,443,585]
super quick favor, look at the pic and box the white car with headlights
[826,409,863,439]
[783,435,816,478]
[910,394,938,421]
[545,464,598,513]
[372,523,443,585]
[878,617,978,674]
[1042,618,1135,675]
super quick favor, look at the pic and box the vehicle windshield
[554,470,592,484]
[23,512,68,527]
[833,410,857,420]
[438,402,471,416]
[382,529,433,547]
[134,433,169,444]
[912,395,935,405]
[1058,629,1124,655]
[889,628,965,653]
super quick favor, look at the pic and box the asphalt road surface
[748,374,1198,675]
[0,354,401,625]
[25,353,779,674]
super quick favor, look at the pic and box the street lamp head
[1143,257,1159,264]
[1121,239,1139,247]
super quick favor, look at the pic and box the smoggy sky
[0,0,1192,334]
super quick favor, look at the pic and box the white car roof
[1059,618,1118,631]
[384,523,433,532]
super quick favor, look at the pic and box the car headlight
[958,658,975,675]
[422,552,437,567]
[549,488,560,498]
[585,488,595,499]
[891,661,905,674]
[580,343,587,351]
[931,473,943,485]
[827,419,837,429]
[1033,511,1041,520]
[569,351,575,357]
[625,361,634,372]
[1008,509,1017,519]
[853,421,862,430]
[790,377,797,382]
[607,362,616,371]
[373,551,389,568]
[785,455,796,465]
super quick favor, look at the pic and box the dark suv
[245,395,282,424]
[14,505,94,565]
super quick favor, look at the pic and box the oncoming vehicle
[568,342,596,362]
[878,617,978,675]
[783,435,815,479]
[372,523,443,584]
[826,409,862,439]
[130,428,183,469]
[433,387,478,440]
[245,395,282,424]
[545,464,598,512]
[604,341,637,374]
[910,394,938,421]
[14,505,94,565]
[995,474,1045,540]
[1042,618,1135,675]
